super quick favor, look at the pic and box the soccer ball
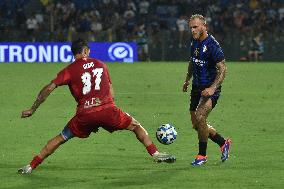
[156,124,177,145]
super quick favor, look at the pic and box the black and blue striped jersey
[190,34,225,87]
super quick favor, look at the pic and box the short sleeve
[52,68,71,86]
[104,64,112,84]
[210,44,225,63]
[189,41,193,62]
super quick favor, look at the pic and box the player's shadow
[0,163,67,189]
[2,165,180,189]
[1,156,192,189]
[102,169,177,188]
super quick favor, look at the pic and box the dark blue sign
[0,42,137,63]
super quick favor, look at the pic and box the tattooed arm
[21,82,57,118]
[211,59,227,90]
[201,60,227,97]
[183,61,193,92]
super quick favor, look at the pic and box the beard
[193,30,205,40]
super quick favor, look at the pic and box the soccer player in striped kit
[182,14,232,166]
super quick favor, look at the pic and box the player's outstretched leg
[128,118,176,163]
[18,135,66,174]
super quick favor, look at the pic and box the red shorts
[67,105,132,138]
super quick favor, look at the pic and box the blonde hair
[189,14,206,24]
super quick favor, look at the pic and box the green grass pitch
[0,62,284,188]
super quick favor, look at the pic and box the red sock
[146,143,158,156]
[30,155,43,169]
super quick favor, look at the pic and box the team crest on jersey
[203,45,207,52]
[194,48,199,56]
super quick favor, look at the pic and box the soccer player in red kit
[18,39,176,174]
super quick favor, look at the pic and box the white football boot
[153,152,176,163]
[18,165,33,174]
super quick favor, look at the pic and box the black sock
[209,133,225,147]
[198,141,207,156]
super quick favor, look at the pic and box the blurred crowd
[0,0,284,61]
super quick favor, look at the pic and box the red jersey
[52,57,114,113]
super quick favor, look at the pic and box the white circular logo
[108,43,134,63]
[113,46,128,59]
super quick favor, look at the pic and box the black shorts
[189,85,221,111]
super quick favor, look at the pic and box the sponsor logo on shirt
[192,57,206,67]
